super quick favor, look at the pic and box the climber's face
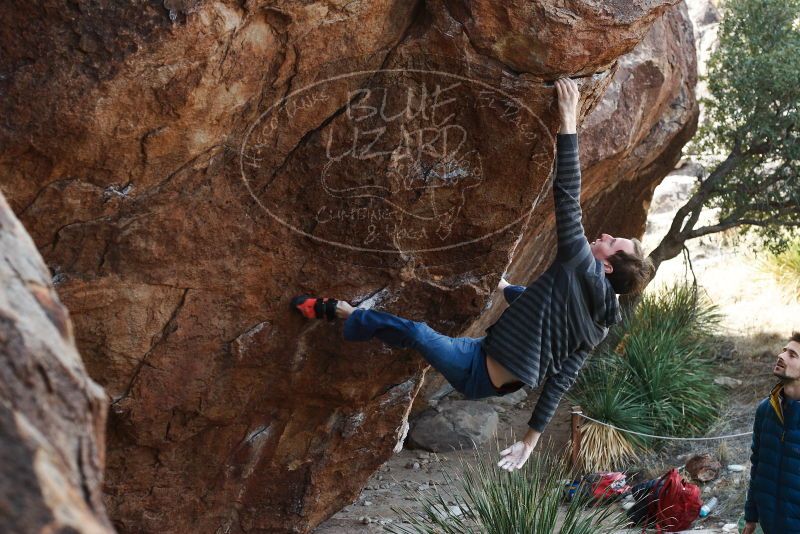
[774,340,800,382]
[590,234,636,263]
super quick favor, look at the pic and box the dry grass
[758,241,800,300]
[577,422,639,473]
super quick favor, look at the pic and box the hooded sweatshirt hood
[587,261,622,328]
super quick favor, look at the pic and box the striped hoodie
[482,133,621,432]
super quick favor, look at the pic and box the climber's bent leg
[342,309,498,399]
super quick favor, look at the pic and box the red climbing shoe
[291,295,339,321]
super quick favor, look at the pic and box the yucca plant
[569,281,722,470]
[568,356,655,471]
[628,282,721,348]
[620,327,718,437]
[386,443,629,534]
[578,422,639,474]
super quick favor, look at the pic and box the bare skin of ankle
[335,300,355,319]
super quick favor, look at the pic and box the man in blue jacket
[292,78,653,470]
[744,332,800,534]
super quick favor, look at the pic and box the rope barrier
[572,411,753,441]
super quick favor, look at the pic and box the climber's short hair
[605,238,654,295]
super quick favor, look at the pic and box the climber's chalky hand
[554,78,579,134]
[497,440,534,472]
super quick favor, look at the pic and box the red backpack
[589,472,631,501]
[647,469,702,532]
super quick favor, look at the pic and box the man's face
[590,233,636,264]
[773,341,800,382]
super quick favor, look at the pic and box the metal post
[571,405,582,472]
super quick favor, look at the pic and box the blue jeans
[342,308,500,399]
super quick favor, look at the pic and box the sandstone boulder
[423,2,699,407]
[0,0,693,532]
[494,0,699,292]
[0,192,112,533]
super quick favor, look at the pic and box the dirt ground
[315,394,576,533]
[315,163,799,533]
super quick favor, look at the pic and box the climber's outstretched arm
[552,78,592,271]
[497,79,587,472]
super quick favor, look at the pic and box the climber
[291,77,654,471]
